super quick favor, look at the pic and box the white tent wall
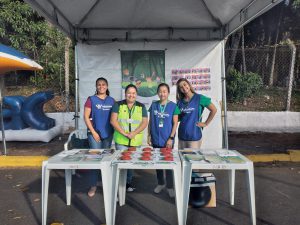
[77,41,223,149]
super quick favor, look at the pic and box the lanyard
[159,101,168,127]
[127,103,136,118]
[159,101,167,114]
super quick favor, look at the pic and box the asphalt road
[0,163,299,225]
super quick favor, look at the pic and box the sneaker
[167,188,175,198]
[88,186,97,197]
[126,183,136,192]
[154,185,165,194]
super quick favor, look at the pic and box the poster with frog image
[121,50,165,107]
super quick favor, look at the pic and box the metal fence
[225,45,299,111]
[225,45,300,87]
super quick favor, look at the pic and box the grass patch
[228,87,300,111]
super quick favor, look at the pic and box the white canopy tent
[24,0,283,149]
[25,0,282,42]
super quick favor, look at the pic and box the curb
[247,150,300,163]
[0,151,299,168]
[0,156,49,167]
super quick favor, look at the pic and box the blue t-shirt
[149,101,179,147]
[90,95,114,139]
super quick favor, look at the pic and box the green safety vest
[113,100,144,146]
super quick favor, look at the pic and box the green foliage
[0,0,75,95]
[0,0,46,56]
[226,69,263,102]
[292,0,300,9]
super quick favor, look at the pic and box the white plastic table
[111,149,183,225]
[180,149,256,225]
[41,149,116,225]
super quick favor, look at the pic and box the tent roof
[25,0,283,42]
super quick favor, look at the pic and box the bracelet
[168,136,174,140]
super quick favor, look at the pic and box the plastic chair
[64,129,89,175]
[64,129,89,151]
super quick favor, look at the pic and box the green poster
[121,51,165,97]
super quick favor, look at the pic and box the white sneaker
[167,188,175,198]
[154,185,165,193]
[126,183,136,192]
[88,186,97,197]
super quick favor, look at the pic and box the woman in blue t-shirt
[84,77,114,197]
[176,78,217,149]
[148,83,180,198]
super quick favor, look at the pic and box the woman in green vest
[110,84,148,192]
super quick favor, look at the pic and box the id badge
[159,120,164,128]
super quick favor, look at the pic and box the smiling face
[125,87,137,104]
[158,85,169,102]
[96,80,108,95]
[178,80,191,95]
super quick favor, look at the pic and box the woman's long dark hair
[95,77,110,96]
[176,78,195,101]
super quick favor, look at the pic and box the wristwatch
[169,136,174,140]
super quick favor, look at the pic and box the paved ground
[0,163,300,225]
[1,132,300,225]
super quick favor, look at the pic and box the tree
[0,0,46,58]
[226,29,242,74]
[227,0,300,86]
[0,0,74,97]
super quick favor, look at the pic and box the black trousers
[153,144,174,189]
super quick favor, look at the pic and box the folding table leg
[102,166,113,225]
[229,169,235,205]
[41,161,46,225]
[42,162,50,225]
[65,169,72,205]
[247,164,256,225]
[173,164,183,225]
[182,162,192,225]
[111,164,119,225]
[118,169,127,206]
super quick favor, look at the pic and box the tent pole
[0,90,7,155]
[221,40,229,149]
[75,45,79,129]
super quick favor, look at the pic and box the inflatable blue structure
[21,91,55,130]
[3,96,28,130]
[4,91,55,130]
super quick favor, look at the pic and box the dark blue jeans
[87,134,113,187]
